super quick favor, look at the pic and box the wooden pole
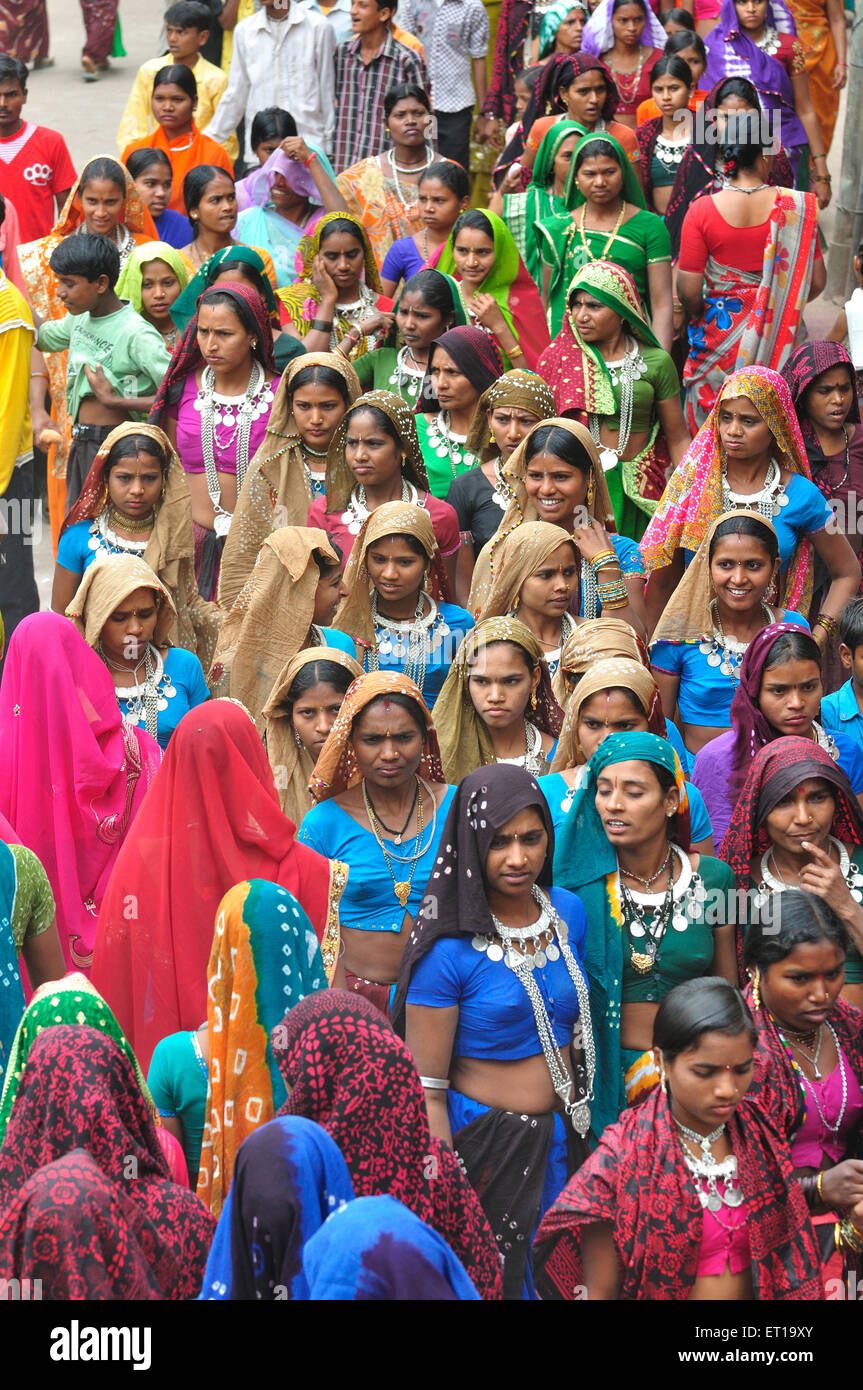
[826,2,863,301]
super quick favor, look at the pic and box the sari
[551,614,648,707]
[536,262,672,539]
[122,124,234,216]
[681,187,819,431]
[437,209,551,370]
[90,700,347,1070]
[703,0,808,169]
[464,369,557,465]
[502,120,585,286]
[66,551,175,648]
[785,0,840,150]
[0,613,162,975]
[337,152,431,266]
[115,239,188,351]
[582,0,667,57]
[640,366,816,613]
[217,351,361,611]
[59,421,221,670]
[196,879,329,1215]
[533,1083,823,1300]
[169,244,280,336]
[434,616,563,782]
[262,646,364,824]
[0,1027,215,1299]
[236,146,335,287]
[274,989,504,1299]
[551,655,665,771]
[276,213,394,360]
[499,53,640,179]
[208,527,342,724]
[469,518,573,621]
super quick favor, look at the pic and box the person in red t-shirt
[0,55,76,243]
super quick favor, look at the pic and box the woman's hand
[357,309,394,340]
[309,252,338,305]
[812,175,831,210]
[467,291,507,335]
[818,1160,863,1211]
[799,840,857,919]
[833,62,848,89]
[498,162,525,194]
[281,135,313,164]
[572,518,616,563]
[84,364,120,406]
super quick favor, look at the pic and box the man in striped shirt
[332,0,427,173]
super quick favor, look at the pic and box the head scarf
[199,1115,355,1301]
[640,366,815,613]
[332,500,438,650]
[781,341,861,468]
[0,973,152,1143]
[434,617,564,782]
[498,52,620,176]
[532,117,588,189]
[471,519,575,622]
[464,370,557,464]
[303,1194,481,1300]
[196,880,329,1216]
[0,613,161,974]
[702,0,806,149]
[650,509,780,648]
[324,389,429,514]
[727,621,823,794]
[90,699,344,1070]
[262,646,364,824]
[437,210,551,370]
[65,552,177,650]
[308,671,444,802]
[151,282,277,426]
[583,0,667,54]
[496,416,616,540]
[552,615,648,706]
[563,131,646,213]
[418,326,505,413]
[169,244,280,334]
[551,656,665,771]
[0,1027,214,1299]
[540,1,587,57]
[274,990,503,1299]
[236,144,335,214]
[276,212,383,328]
[209,527,341,726]
[116,240,189,314]
[537,261,658,417]
[719,737,863,889]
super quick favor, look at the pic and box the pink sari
[0,613,161,974]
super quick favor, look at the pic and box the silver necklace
[588,337,641,470]
[367,589,449,695]
[300,441,328,499]
[721,455,788,519]
[495,720,548,776]
[793,1021,849,1131]
[386,144,434,207]
[490,457,510,511]
[98,641,173,742]
[698,598,773,679]
[425,411,479,479]
[525,609,575,680]
[754,23,780,53]
[473,885,596,1137]
[388,344,426,402]
[755,835,863,910]
[620,845,705,973]
[194,362,274,536]
[340,477,418,536]
[675,1119,745,1211]
[654,132,688,167]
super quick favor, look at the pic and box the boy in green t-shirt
[34,233,171,509]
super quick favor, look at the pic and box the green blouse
[621,854,736,1005]
[537,209,672,337]
[416,411,481,501]
[595,344,679,543]
[8,844,54,955]
[354,345,426,407]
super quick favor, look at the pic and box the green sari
[502,120,585,289]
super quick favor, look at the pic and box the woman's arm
[580,1221,622,1299]
[650,667,680,726]
[827,0,847,83]
[455,537,475,609]
[29,348,54,445]
[157,1114,186,1150]
[51,563,83,615]
[280,137,348,214]
[572,520,646,636]
[655,393,691,470]
[644,549,685,635]
[20,920,66,990]
[809,250,827,301]
[789,68,830,207]
[404,1001,459,1146]
[468,292,525,365]
[710,921,738,985]
[675,268,704,321]
[646,260,673,353]
[808,528,862,646]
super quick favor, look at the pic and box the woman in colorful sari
[510,53,641,180]
[196,879,329,1214]
[235,137,344,288]
[635,55,697,216]
[537,264,687,541]
[437,209,551,370]
[355,270,468,405]
[379,165,472,298]
[640,367,861,630]
[784,0,847,153]
[208,528,356,724]
[116,240,188,354]
[677,130,823,433]
[581,0,667,125]
[277,213,394,362]
[0,1026,215,1299]
[554,731,737,1128]
[90,699,346,1070]
[273,989,503,1298]
[19,156,157,540]
[533,976,824,1300]
[397,763,593,1298]
[121,64,234,216]
[434,617,563,781]
[720,737,863,1005]
[491,119,585,287]
[417,327,505,499]
[0,613,161,977]
[536,1,588,59]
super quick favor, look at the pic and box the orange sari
[785,0,839,151]
[122,124,235,216]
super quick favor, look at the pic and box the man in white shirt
[205,0,336,162]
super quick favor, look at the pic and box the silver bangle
[419,1075,450,1090]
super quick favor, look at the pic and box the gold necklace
[362,779,427,907]
[109,505,155,534]
[575,200,626,261]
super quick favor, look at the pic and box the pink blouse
[791,1048,863,1170]
[696,1183,751,1277]
[171,371,280,476]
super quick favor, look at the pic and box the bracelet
[311,317,334,332]
[816,1170,824,1205]
[598,579,629,609]
[418,1075,450,1090]
[800,1175,817,1206]
[30,370,50,378]
[814,612,839,639]
[590,549,618,575]
[839,1216,863,1252]
[509,347,526,360]
[303,150,319,167]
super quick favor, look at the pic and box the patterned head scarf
[169,244,279,334]
[50,155,157,243]
[781,341,860,467]
[719,736,863,888]
[308,670,444,801]
[582,0,668,55]
[640,366,815,613]
[464,372,559,464]
[551,655,665,771]
[418,326,505,412]
[434,616,564,782]
[552,616,648,706]
[471,520,575,622]
[66,552,177,650]
[324,389,428,514]
[563,132,646,213]
[332,500,438,649]
[276,212,383,325]
[540,1,587,57]
[702,0,806,149]
[116,240,188,314]
[728,621,822,792]
[650,508,780,649]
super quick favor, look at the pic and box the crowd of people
[0,0,860,1304]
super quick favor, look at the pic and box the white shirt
[205,6,336,161]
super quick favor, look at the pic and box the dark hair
[400,268,458,323]
[839,595,863,655]
[370,531,428,561]
[104,433,169,475]
[164,0,214,28]
[743,889,849,970]
[197,287,259,337]
[715,76,761,110]
[125,147,174,179]
[289,363,353,407]
[761,630,822,677]
[524,423,595,476]
[452,209,494,244]
[79,157,128,197]
[650,54,693,86]
[250,106,297,148]
[574,138,622,173]
[612,0,647,12]
[49,233,120,287]
[708,514,779,566]
[469,638,537,674]
[358,692,428,738]
[855,237,863,266]
[318,217,366,251]
[384,83,431,118]
[653,978,758,1061]
[152,63,197,103]
[0,55,27,89]
[515,65,544,92]
[372,0,397,10]
[313,542,344,574]
[665,29,706,61]
[348,403,403,454]
[183,163,234,225]
[0,192,5,230]
[211,257,270,302]
[418,160,470,201]
[659,6,695,27]
[284,659,355,712]
[720,129,765,176]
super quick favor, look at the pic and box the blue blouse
[578,533,645,618]
[56,518,151,577]
[407,887,587,1060]
[363,602,474,708]
[154,207,194,249]
[538,769,714,845]
[380,234,424,287]
[317,627,357,659]
[297,786,457,932]
[683,476,831,574]
[115,646,209,749]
